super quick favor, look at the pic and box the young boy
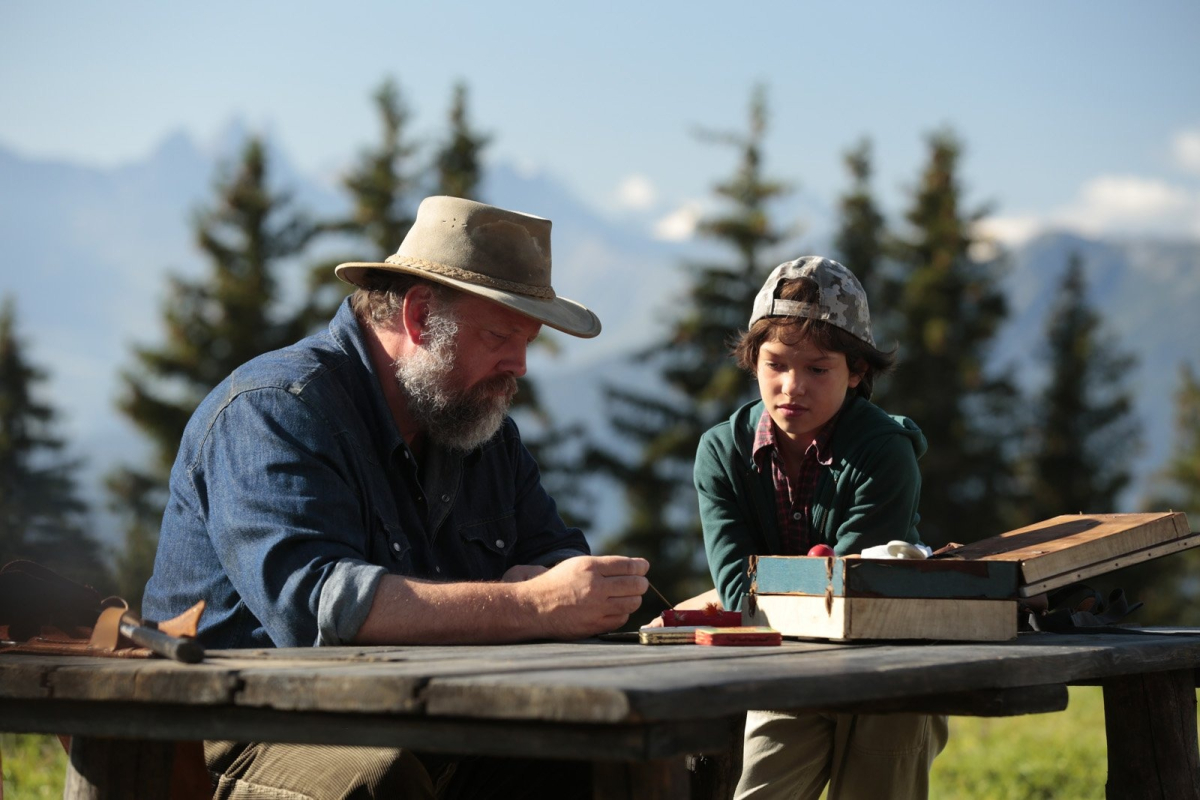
[694,256,947,800]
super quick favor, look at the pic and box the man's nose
[503,343,528,378]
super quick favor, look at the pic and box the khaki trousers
[734,710,949,800]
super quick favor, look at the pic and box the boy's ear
[847,357,867,389]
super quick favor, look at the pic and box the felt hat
[335,195,601,338]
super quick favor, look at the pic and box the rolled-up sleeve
[188,386,390,647]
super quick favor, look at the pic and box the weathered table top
[4,630,1200,762]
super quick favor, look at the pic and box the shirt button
[403,451,410,460]
[495,539,505,548]
[435,566,441,573]
[441,494,450,503]
[391,542,402,552]
[792,512,802,520]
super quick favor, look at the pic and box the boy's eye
[809,367,828,376]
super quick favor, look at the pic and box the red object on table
[661,608,743,627]
[807,544,835,557]
[695,627,782,646]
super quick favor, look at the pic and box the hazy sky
[3,1,1199,243]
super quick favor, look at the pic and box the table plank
[0,698,734,761]
[423,634,1200,723]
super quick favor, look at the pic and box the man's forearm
[353,573,541,645]
[351,555,650,645]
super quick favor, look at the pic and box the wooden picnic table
[2,630,1199,799]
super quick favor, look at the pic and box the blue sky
[3,1,1199,243]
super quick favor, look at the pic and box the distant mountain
[992,232,1200,504]
[0,132,1196,554]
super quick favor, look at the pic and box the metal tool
[119,618,205,664]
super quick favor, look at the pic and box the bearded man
[143,196,649,798]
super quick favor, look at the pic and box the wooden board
[937,512,1193,591]
[751,555,1018,599]
[744,594,1017,642]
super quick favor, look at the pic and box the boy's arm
[830,434,923,555]
[695,433,763,612]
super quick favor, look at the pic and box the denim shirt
[142,299,589,649]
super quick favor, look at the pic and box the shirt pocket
[377,517,413,572]
[457,511,517,578]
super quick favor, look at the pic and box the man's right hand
[521,555,649,640]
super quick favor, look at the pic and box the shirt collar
[751,405,842,470]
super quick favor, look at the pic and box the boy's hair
[732,277,895,400]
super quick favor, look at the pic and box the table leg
[1102,669,1200,800]
[64,736,174,800]
[593,758,690,800]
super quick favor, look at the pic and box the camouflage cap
[750,256,875,346]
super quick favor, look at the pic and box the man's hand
[520,555,649,640]
[501,564,548,583]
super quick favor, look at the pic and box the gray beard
[393,312,516,452]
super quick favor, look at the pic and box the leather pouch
[0,559,203,658]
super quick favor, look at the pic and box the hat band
[766,299,818,318]
[384,254,556,299]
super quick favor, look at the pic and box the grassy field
[1,687,1193,798]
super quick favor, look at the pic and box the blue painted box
[750,555,1019,600]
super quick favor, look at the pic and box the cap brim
[334,262,602,339]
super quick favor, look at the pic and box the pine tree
[1105,363,1200,626]
[344,77,419,257]
[833,138,887,317]
[300,77,422,329]
[0,295,106,587]
[1024,254,1140,519]
[109,137,316,607]
[881,130,1019,548]
[434,82,490,200]
[1156,363,1200,515]
[591,86,791,601]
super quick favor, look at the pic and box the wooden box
[744,512,1193,642]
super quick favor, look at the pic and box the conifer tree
[344,77,419,258]
[109,137,316,607]
[1156,364,1200,515]
[299,78,422,329]
[1024,254,1140,519]
[833,139,887,314]
[435,82,490,200]
[1098,364,1200,625]
[0,295,106,586]
[591,87,791,601]
[881,130,1018,548]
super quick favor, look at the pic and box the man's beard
[393,309,518,452]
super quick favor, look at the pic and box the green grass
[2,688,1196,797]
[931,686,1110,800]
[1,733,66,799]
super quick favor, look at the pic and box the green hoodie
[695,396,928,611]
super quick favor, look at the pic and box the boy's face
[756,335,862,453]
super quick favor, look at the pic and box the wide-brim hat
[335,195,601,338]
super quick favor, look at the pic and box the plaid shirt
[751,409,839,555]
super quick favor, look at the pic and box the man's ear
[400,286,434,346]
